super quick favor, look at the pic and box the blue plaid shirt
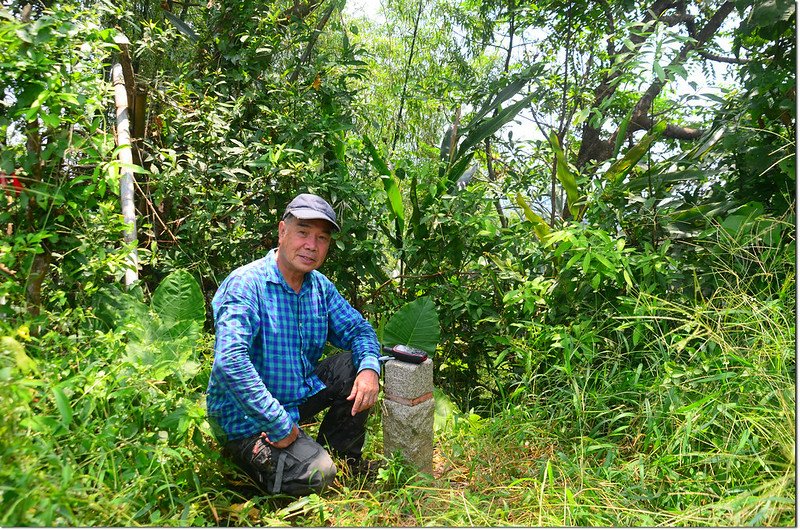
[206,249,380,442]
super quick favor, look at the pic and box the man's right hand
[268,423,299,449]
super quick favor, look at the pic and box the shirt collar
[265,249,313,295]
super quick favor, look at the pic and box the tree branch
[391,0,424,153]
[576,0,679,168]
[288,0,336,83]
[578,1,736,168]
[629,115,703,139]
[279,0,325,25]
[597,0,616,58]
[695,49,748,64]
[623,2,735,135]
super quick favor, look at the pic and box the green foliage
[0,274,217,526]
[478,210,795,525]
[150,269,206,338]
[0,2,125,318]
[0,0,794,526]
[82,270,205,405]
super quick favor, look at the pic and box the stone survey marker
[381,358,434,473]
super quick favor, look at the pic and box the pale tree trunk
[112,61,139,288]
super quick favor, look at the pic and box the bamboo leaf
[604,121,667,184]
[565,252,582,269]
[455,92,536,160]
[53,385,73,429]
[613,108,633,159]
[548,131,581,218]
[162,10,199,42]
[675,391,720,414]
[514,193,551,241]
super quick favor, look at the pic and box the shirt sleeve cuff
[357,354,381,375]
[265,411,294,442]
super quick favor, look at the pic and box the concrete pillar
[381,358,434,473]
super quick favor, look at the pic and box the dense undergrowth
[0,216,794,526]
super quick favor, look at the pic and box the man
[206,193,381,495]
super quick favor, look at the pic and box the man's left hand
[347,369,379,416]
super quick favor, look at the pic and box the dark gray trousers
[298,351,372,463]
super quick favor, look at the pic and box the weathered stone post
[382,358,434,473]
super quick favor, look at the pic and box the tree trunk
[26,251,51,317]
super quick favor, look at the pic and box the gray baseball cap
[282,193,340,231]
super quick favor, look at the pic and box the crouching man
[206,193,381,495]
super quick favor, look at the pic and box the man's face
[277,217,333,278]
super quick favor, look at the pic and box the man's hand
[347,369,379,416]
[268,423,299,449]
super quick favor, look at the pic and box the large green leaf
[437,79,538,201]
[443,152,475,190]
[439,123,457,163]
[437,69,535,171]
[363,134,391,176]
[382,297,441,355]
[382,175,405,224]
[151,269,205,339]
[123,274,203,378]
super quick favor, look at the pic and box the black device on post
[381,344,428,364]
